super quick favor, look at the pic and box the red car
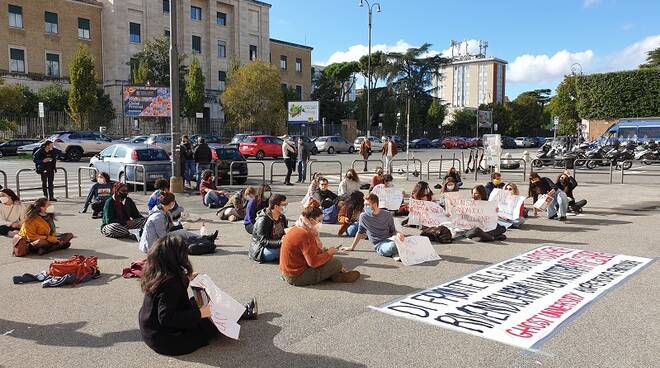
[239,135,284,160]
[441,137,467,149]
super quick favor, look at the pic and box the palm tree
[639,47,660,68]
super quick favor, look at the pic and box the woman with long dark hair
[0,188,25,236]
[338,169,361,197]
[338,191,365,236]
[139,235,257,356]
[528,172,568,220]
[244,184,271,234]
[18,198,73,255]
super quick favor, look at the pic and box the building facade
[433,57,507,109]
[270,38,312,101]
[0,0,103,90]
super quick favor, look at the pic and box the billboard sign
[123,86,171,117]
[478,110,492,128]
[288,101,319,124]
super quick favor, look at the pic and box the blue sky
[269,0,660,98]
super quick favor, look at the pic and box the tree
[486,102,512,135]
[222,61,287,134]
[427,98,446,134]
[129,37,185,85]
[311,62,359,125]
[322,61,360,102]
[183,56,205,117]
[68,44,98,129]
[0,84,26,116]
[509,94,545,136]
[640,47,660,69]
[547,77,579,135]
[37,83,69,112]
[450,109,476,136]
[92,88,116,126]
[359,50,389,90]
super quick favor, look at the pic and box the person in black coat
[193,138,213,191]
[555,170,587,213]
[32,140,62,201]
[249,194,288,263]
[179,136,195,190]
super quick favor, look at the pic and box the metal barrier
[309,160,343,182]
[269,160,290,184]
[390,158,423,180]
[77,166,99,197]
[0,170,6,189]
[229,161,265,185]
[620,160,660,184]
[426,157,463,181]
[15,167,69,199]
[529,158,571,174]
[498,158,528,182]
[574,159,614,184]
[121,163,147,194]
[351,159,384,172]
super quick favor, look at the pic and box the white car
[18,131,119,161]
[515,137,533,148]
[353,136,384,152]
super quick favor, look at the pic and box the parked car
[144,134,173,153]
[209,144,248,185]
[239,135,283,160]
[90,144,171,186]
[410,138,432,149]
[191,134,224,144]
[381,135,406,151]
[289,135,319,155]
[17,140,45,155]
[353,136,384,152]
[229,134,249,147]
[315,136,354,154]
[440,137,467,149]
[38,131,118,161]
[532,137,548,147]
[430,138,443,148]
[0,138,39,158]
[122,135,149,144]
[515,137,534,148]
[501,136,518,149]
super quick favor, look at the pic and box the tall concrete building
[270,38,312,101]
[0,0,103,90]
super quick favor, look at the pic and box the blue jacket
[147,190,162,211]
[33,147,62,173]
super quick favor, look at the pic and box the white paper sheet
[392,235,441,266]
[189,274,245,340]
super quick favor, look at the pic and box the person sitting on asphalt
[249,194,289,263]
[139,234,257,356]
[301,172,322,208]
[18,198,73,255]
[294,199,324,249]
[199,170,229,209]
[371,173,394,192]
[316,177,338,208]
[436,167,463,189]
[0,188,25,237]
[139,192,217,255]
[369,167,385,191]
[147,178,184,220]
[244,184,271,234]
[460,185,507,242]
[338,191,364,237]
[500,182,526,228]
[472,185,488,201]
[441,177,459,193]
[281,204,361,286]
[555,170,587,213]
[338,169,361,198]
[217,186,255,222]
[529,172,569,221]
[101,183,147,239]
[193,137,212,191]
[401,181,434,227]
[485,172,505,198]
[80,172,114,219]
[342,193,404,258]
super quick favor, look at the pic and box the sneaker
[243,297,258,320]
[393,256,402,262]
[494,234,507,241]
[92,212,102,219]
[558,216,567,221]
[49,198,58,202]
[202,230,219,242]
[434,183,442,189]
[331,270,361,283]
[549,214,558,220]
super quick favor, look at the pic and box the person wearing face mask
[342,193,404,258]
[199,170,229,208]
[244,184,271,234]
[179,135,195,190]
[369,167,385,191]
[249,194,289,263]
[371,174,394,192]
[485,172,505,198]
[437,167,463,189]
[463,185,507,242]
[101,183,147,239]
[555,170,587,213]
[0,189,25,237]
[441,177,459,193]
[139,192,217,254]
[80,172,114,218]
[32,140,62,201]
[216,186,255,222]
[18,198,73,255]
[338,169,361,198]
[281,204,361,286]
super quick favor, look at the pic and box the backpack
[12,235,30,257]
[420,226,453,244]
[48,255,100,284]
[322,204,339,224]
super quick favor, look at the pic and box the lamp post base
[170,176,184,194]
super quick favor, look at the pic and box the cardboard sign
[372,186,404,211]
[534,190,556,211]
[445,197,498,232]
[443,191,472,215]
[489,188,526,220]
[374,245,653,350]
[189,274,245,340]
[408,199,451,227]
[392,235,441,266]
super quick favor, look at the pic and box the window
[129,22,141,43]
[280,55,287,70]
[295,58,302,72]
[281,83,288,93]
[496,64,504,104]
[113,146,128,158]
[249,45,257,61]
[8,4,22,28]
[217,40,226,58]
[192,35,201,54]
[191,6,201,21]
[164,29,170,38]
[216,12,226,25]
[618,127,637,140]
[295,85,302,100]
[9,48,25,73]
[162,0,169,13]
[478,64,488,105]
[638,126,660,140]
[45,12,58,34]
[218,71,226,91]
[46,53,60,77]
[452,65,469,107]
[78,18,90,39]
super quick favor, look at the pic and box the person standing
[359,138,372,172]
[282,135,296,186]
[193,137,212,191]
[33,140,61,201]
[179,136,195,190]
[296,137,310,184]
[381,137,397,174]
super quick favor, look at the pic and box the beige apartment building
[433,57,508,110]
[0,0,103,90]
[270,38,312,101]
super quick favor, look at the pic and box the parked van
[605,118,660,142]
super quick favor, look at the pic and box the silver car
[145,133,173,153]
[89,144,171,185]
[353,136,384,152]
[314,136,354,154]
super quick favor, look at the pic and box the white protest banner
[448,198,498,231]
[190,274,245,340]
[408,199,450,227]
[443,191,472,215]
[392,235,441,266]
[489,188,526,220]
[374,246,653,350]
[372,186,404,210]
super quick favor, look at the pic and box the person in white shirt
[0,188,25,237]
[281,135,296,186]
[381,137,397,174]
[338,169,361,198]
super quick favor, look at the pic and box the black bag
[187,238,216,255]
[420,226,453,244]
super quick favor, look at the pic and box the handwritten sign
[533,190,555,211]
[489,188,526,220]
[408,199,450,227]
[443,191,472,215]
[372,186,404,211]
[392,235,441,266]
[190,274,245,340]
[449,199,498,232]
[374,245,653,350]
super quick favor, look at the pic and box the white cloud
[620,23,634,31]
[607,34,660,70]
[583,0,601,8]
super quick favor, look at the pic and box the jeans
[262,247,280,262]
[346,222,359,237]
[297,160,307,183]
[547,189,569,219]
[184,160,196,184]
[375,239,398,257]
[384,156,393,174]
[204,191,228,208]
[195,163,211,190]
[40,170,55,199]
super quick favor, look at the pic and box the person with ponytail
[18,198,73,255]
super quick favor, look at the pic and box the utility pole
[169,0,183,192]
[360,0,381,137]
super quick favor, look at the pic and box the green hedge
[576,68,660,119]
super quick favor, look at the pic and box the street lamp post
[169,0,183,192]
[359,0,381,138]
[570,63,583,143]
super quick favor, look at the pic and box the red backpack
[48,256,100,284]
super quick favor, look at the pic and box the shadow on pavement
[437,254,492,266]
[0,319,141,347]
[178,313,367,368]
[312,276,420,296]
[502,238,588,246]
[524,224,595,233]
[563,218,632,226]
